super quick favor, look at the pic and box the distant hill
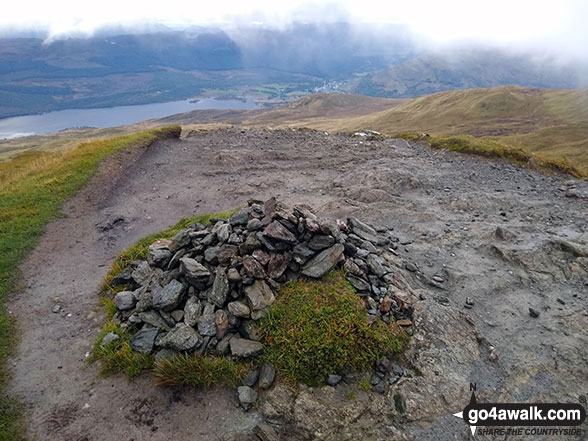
[344,49,588,97]
[2,25,588,120]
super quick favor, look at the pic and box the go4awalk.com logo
[452,384,586,437]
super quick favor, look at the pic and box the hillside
[230,87,588,172]
[344,49,588,97]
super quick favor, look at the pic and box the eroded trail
[7,128,588,441]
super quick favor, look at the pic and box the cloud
[1,0,587,60]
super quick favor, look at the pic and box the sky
[1,0,587,60]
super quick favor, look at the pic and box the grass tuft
[259,270,407,387]
[90,322,153,379]
[154,354,247,388]
[427,135,586,179]
[0,125,180,439]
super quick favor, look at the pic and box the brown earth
[6,127,588,440]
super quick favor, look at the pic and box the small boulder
[152,280,184,312]
[157,323,202,351]
[130,327,159,354]
[114,291,136,311]
[100,332,119,347]
[301,244,344,278]
[237,386,258,410]
[230,338,264,358]
[258,363,276,389]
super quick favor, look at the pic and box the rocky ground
[6,127,588,441]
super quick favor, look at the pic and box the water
[0,97,260,140]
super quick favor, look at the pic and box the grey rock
[114,291,136,311]
[263,221,298,244]
[239,320,261,341]
[130,327,159,354]
[139,310,172,331]
[373,382,386,394]
[230,338,264,358]
[149,247,172,269]
[242,256,266,279]
[216,223,232,243]
[308,234,335,251]
[169,229,191,253]
[367,254,388,277]
[167,248,189,271]
[227,267,241,282]
[347,217,380,243]
[52,304,61,313]
[183,296,202,327]
[197,313,217,336]
[101,332,119,347]
[252,249,271,266]
[240,233,261,254]
[254,423,279,441]
[405,262,418,272]
[326,374,342,386]
[157,323,202,351]
[343,241,357,256]
[154,348,178,363]
[110,267,134,287]
[247,218,262,231]
[217,244,239,265]
[237,386,258,410]
[346,274,370,292]
[204,246,221,265]
[152,279,184,312]
[244,280,276,319]
[134,287,153,313]
[529,307,540,318]
[210,268,229,307]
[215,309,229,340]
[267,253,291,279]
[229,208,250,226]
[301,244,344,278]
[258,363,276,389]
[228,300,251,318]
[180,257,211,286]
[242,369,260,387]
[361,240,378,253]
[170,310,184,322]
[292,243,315,264]
[215,335,232,355]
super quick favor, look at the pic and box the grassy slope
[0,125,180,441]
[238,87,588,174]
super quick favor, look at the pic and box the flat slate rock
[130,327,159,354]
[230,338,264,358]
[263,221,298,244]
[157,323,202,351]
[152,279,184,312]
[301,244,344,278]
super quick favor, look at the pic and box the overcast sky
[2,0,587,60]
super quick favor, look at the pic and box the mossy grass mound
[259,270,407,387]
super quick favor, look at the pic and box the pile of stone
[104,197,413,365]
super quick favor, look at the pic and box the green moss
[0,125,180,439]
[259,270,406,387]
[154,354,247,388]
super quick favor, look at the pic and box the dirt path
[6,127,588,440]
